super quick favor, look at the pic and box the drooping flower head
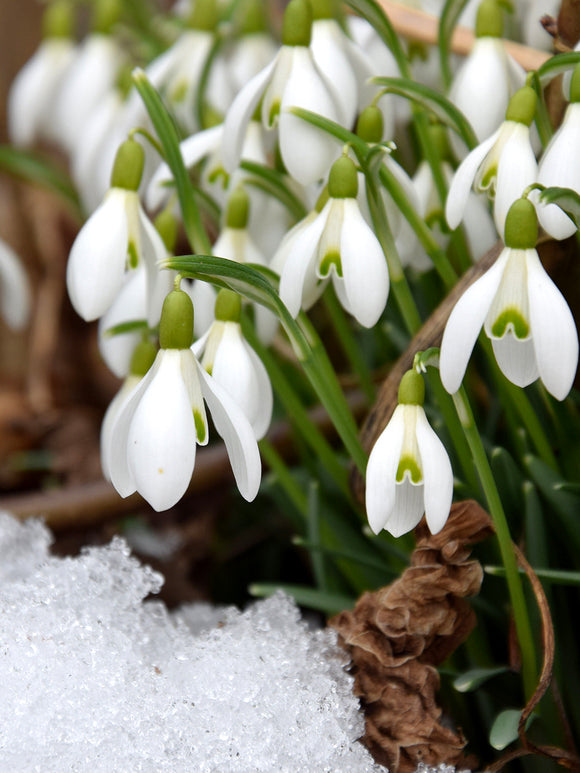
[440,198,579,400]
[365,369,453,537]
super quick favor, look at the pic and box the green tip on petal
[154,209,178,254]
[43,0,75,39]
[159,289,194,349]
[398,370,425,405]
[187,0,219,31]
[356,105,383,144]
[570,64,580,103]
[215,289,242,322]
[110,137,145,191]
[505,86,537,126]
[129,339,158,377]
[328,156,358,199]
[504,197,538,248]
[282,0,312,47]
[475,0,503,38]
[93,0,122,34]
[226,187,250,229]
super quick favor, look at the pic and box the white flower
[449,37,525,155]
[440,245,579,400]
[365,403,453,537]
[277,188,389,328]
[107,346,261,511]
[66,186,167,322]
[222,45,341,186]
[536,102,580,240]
[227,32,279,93]
[193,319,273,439]
[446,118,537,239]
[53,34,124,154]
[8,38,76,147]
[0,237,31,330]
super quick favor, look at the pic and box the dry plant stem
[485,545,580,772]
[378,0,551,70]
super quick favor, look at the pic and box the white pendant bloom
[277,157,389,328]
[536,101,580,240]
[222,0,341,186]
[440,199,579,400]
[0,237,31,330]
[446,87,538,240]
[106,289,261,511]
[193,291,273,440]
[365,371,453,538]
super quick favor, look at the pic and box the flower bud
[398,369,425,405]
[159,289,194,349]
[504,197,538,249]
[505,86,537,126]
[154,209,178,254]
[282,0,313,47]
[129,339,158,377]
[215,289,242,322]
[328,156,358,199]
[356,105,383,144]
[110,138,145,191]
[475,0,503,38]
[225,187,250,229]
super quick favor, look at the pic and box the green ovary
[318,250,342,278]
[490,307,529,339]
[194,410,207,444]
[396,455,422,484]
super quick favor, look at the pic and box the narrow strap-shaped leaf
[438,0,471,89]
[240,160,308,221]
[536,51,580,88]
[453,666,511,693]
[372,76,478,150]
[344,0,411,77]
[249,582,355,615]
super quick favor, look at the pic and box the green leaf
[453,666,511,693]
[490,447,524,522]
[372,77,478,150]
[489,709,535,750]
[293,536,399,576]
[537,186,580,228]
[536,52,580,88]
[343,0,411,77]
[438,0,471,88]
[249,583,355,615]
[485,565,580,586]
[0,145,82,218]
[290,107,367,151]
[103,319,149,338]
[240,160,308,221]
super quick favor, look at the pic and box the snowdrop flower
[8,1,76,147]
[226,0,278,93]
[223,0,342,186]
[366,369,453,537]
[193,290,273,439]
[0,237,31,330]
[67,137,167,322]
[277,155,389,327]
[448,0,525,157]
[536,64,580,240]
[446,86,538,239]
[107,286,261,511]
[440,198,579,400]
[212,188,279,344]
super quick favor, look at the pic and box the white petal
[197,362,262,501]
[0,238,30,330]
[387,480,425,537]
[66,190,129,320]
[493,125,537,238]
[365,405,406,535]
[128,350,196,511]
[100,375,140,482]
[440,247,510,393]
[338,199,389,327]
[527,250,579,400]
[98,268,147,379]
[279,209,328,318]
[222,57,277,173]
[445,130,500,230]
[188,279,217,339]
[415,409,453,534]
[254,305,279,345]
[278,48,340,185]
[227,33,278,93]
[491,334,539,387]
[462,192,498,260]
[137,205,171,326]
[311,19,358,127]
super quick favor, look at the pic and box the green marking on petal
[491,307,530,339]
[171,80,188,104]
[479,164,497,191]
[127,241,139,269]
[194,410,207,443]
[207,166,229,188]
[319,251,342,278]
[268,100,281,126]
[396,456,422,484]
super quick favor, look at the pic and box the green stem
[259,438,308,516]
[453,385,538,700]
[323,290,376,403]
